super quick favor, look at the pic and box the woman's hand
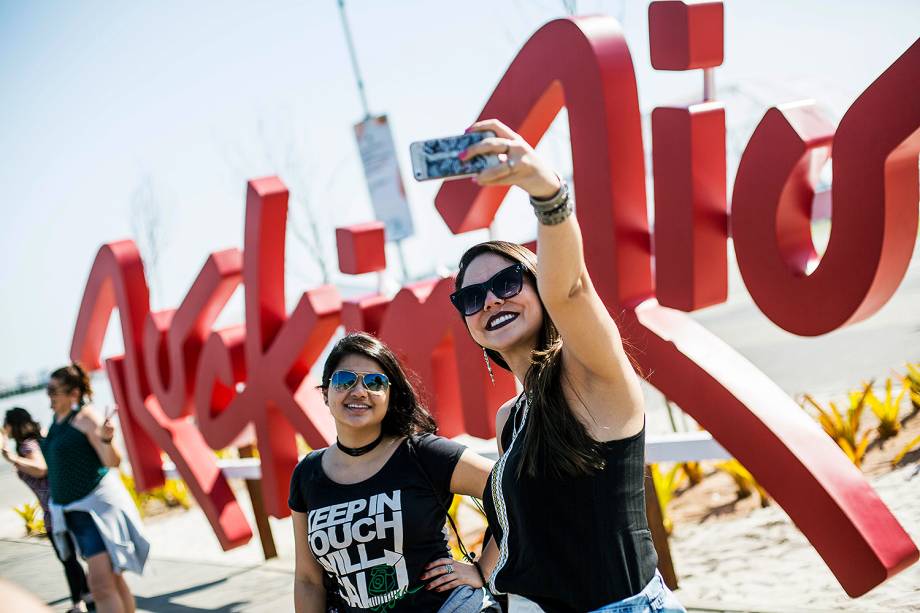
[461,119,561,199]
[421,557,483,592]
[99,407,117,443]
[72,405,121,467]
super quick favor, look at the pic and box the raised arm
[463,119,644,425]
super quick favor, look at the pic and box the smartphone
[409,130,501,181]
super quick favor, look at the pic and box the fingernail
[464,127,472,133]
[457,150,466,160]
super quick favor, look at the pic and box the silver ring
[445,564,455,574]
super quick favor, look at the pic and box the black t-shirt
[289,434,466,612]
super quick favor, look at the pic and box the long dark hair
[49,362,93,405]
[4,407,42,444]
[320,332,437,437]
[456,241,605,479]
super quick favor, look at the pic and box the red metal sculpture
[436,15,918,597]
[69,9,918,597]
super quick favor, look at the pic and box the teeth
[489,313,515,329]
[346,404,370,409]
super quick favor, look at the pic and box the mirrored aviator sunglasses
[330,370,391,393]
[450,263,525,317]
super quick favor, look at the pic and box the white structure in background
[353,115,415,243]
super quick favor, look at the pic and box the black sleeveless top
[483,395,657,612]
[41,407,108,505]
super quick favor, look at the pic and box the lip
[486,311,519,331]
[343,403,372,412]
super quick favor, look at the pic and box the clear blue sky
[0,0,917,381]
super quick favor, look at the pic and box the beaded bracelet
[537,199,573,225]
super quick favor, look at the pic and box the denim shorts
[590,570,686,613]
[65,510,107,558]
[437,585,493,613]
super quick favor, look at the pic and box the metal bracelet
[529,177,569,213]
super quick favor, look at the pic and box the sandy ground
[670,462,920,612]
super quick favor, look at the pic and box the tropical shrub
[13,500,45,536]
[865,378,906,440]
[801,383,873,468]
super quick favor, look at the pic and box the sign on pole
[353,115,414,242]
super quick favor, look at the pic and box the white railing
[161,432,730,479]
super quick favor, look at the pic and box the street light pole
[337,0,371,120]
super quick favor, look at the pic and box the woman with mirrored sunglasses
[451,119,685,613]
[288,332,498,613]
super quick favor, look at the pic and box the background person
[451,119,685,612]
[289,332,497,613]
[3,407,93,613]
[42,363,149,613]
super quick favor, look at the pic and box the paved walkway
[0,537,292,612]
[3,454,918,613]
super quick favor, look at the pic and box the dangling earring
[482,348,495,384]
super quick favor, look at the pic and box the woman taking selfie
[42,363,149,613]
[451,119,685,612]
[3,407,93,613]
[289,332,497,613]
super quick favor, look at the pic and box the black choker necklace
[336,432,385,457]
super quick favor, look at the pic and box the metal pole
[395,239,410,281]
[703,68,715,102]
[337,0,371,119]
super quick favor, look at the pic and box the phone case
[410,131,501,181]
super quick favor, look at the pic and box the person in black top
[43,363,143,613]
[450,120,686,612]
[289,332,497,613]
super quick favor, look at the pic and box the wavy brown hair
[456,241,605,478]
[320,332,437,437]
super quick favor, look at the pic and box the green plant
[865,378,906,440]
[801,383,873,468]
[715,459,770,507]
[892,434,920,467]
[12,500,45,536]
[650,463,686,535]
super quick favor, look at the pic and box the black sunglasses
[329,370,390,393]
[450,263,525,317]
